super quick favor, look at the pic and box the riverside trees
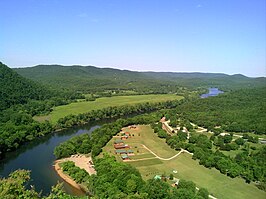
[175,87,266,134]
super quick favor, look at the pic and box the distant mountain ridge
[14,64,265,93]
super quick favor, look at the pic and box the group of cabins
[113,132,135,160]
[121,132,131,140]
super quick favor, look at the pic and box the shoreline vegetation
[54,154,96,193]
[54,110,266,198]
[39,94,182,123]
[0,96,183,160]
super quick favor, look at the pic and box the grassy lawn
[102,125,265,199]
[129,153,265,199]
[35,94,183,123]
[102,125,179,160]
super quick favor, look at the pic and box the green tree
[197,188,209,199]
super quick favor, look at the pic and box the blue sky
[0,0,265,77]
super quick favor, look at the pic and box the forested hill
[0,62,53,111]
[14,64,176,93]
[14,65,266,93]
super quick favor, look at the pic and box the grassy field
[102,125,178,159]
[132,153,265,199]
[102,125,266,199]
[34,94,183,123]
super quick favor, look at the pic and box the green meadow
[35,94,183,123]
[103,125,266,199]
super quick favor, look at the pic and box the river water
[0,122,102,196]
[200,87,224,98]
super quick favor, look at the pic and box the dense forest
[0,62,53,111]
[0,63,84,159]
[14,64,266,93]
[174,87,266,134]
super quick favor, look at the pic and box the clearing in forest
[102,125,266,199]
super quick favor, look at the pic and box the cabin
[154,175,161,180]
[172,179,180,187]
[114,139,124,144]
[115,149,127,154]
[121,154,130,160]
[121,135,128,140]
[114,144,130,149]
[125,132,131,136]
[127,149,135,156]
[129,125,137,129]
[160,117,166,122]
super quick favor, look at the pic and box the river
[0,121,103,196]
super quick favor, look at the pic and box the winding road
[128,145,217,199]
[141,144,193,160]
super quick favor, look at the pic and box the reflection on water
[200,88,224,98]
[0,122,101,196]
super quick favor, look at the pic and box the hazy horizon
[1,0,265,77]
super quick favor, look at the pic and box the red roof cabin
[114,144,130,149]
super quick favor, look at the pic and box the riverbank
[54,161,82,191]
[54,154,96,192]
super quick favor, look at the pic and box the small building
[125,132,131,136]
[154,175,162,180]
[172,179,180,187]
[114,139,124,144]
[114,144,130,149]
[259,139,266,144]
[127,149,135,156]
[121,154,130,160]
[219,132,230,136]
[115,149,127,154]
[130,125,137,129]
[160,117,166,122]
[121,135,128,140]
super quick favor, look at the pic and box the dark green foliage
[143,179,171,199]
[60,161,90,183]
[14,64,180,94]
[176,87,266,134]
[235,137,245,145]
[0,170,85,199]
[14,64,266,93]
[0,62,53,110]
[0,109,53,156]
[197,188,209,199]
[157,129,168,138]
[0,170,40,199]
[88,155,145,198]
[178,179,196,194]
[55,100,180,129]
[166,127,266,184]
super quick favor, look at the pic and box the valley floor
[102,125,266,199]
[35,94,182,123]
